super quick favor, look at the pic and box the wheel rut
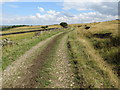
[47,32,75,88]
[2,31,74,88]
[14,32,67,88]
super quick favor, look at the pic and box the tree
[41,26,48,29]
[60,22,68,28]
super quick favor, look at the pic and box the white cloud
[47,10,60,15]
[2,10,117,25]
[38,7,45,12]
[2,1,118,25]
[63,2,118,16]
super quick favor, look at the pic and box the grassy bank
[82,20,120,78]
[67,20,119,88]
[2,29,64,70]
[1,24,61,34]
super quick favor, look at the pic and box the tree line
[1,22,68,31]
[1,25,29,31]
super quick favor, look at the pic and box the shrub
[110,36,120,46]
[41,26,48,29]
[84,25,90,30]
[60,22,68,28]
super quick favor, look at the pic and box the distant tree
[41,26,48,29]
[1,25,28,31]
[46,26,48,28]
[60,22,68,28]
[84,25,90,30]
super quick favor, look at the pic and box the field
[67,20,119,88]
[1,20,119,88]
[1,26,64,70]
[1,25,60,34]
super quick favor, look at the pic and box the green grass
[2,32,35,42]
[2,29,64,70]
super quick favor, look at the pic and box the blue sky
[1,1,118,25]
[3,2,94,16]
[3,2,63,16]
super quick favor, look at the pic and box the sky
[0,0,119,25]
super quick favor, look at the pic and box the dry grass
[67,20,119,88]
[1,24,61,34]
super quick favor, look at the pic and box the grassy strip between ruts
[2,29,64,70]
[67,30,118,88]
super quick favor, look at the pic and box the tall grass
[67,30,117,88]
[75,20,120,78]
[90,36,120,77]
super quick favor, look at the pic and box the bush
[41,26,48,29]
[60,22,68,28]
[84,25,90,30]
[110,36,120,46]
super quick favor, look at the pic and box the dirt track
[48,32,74,88]
[2,31,74,88]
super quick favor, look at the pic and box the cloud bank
[2,9,117,25]
[2,1,119,25]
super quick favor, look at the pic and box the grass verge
[2,29,64,70]
[67,30,118,88]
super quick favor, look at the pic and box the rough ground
[2,31,74,88]
[47,33,74,88]
[76,34,119,87]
